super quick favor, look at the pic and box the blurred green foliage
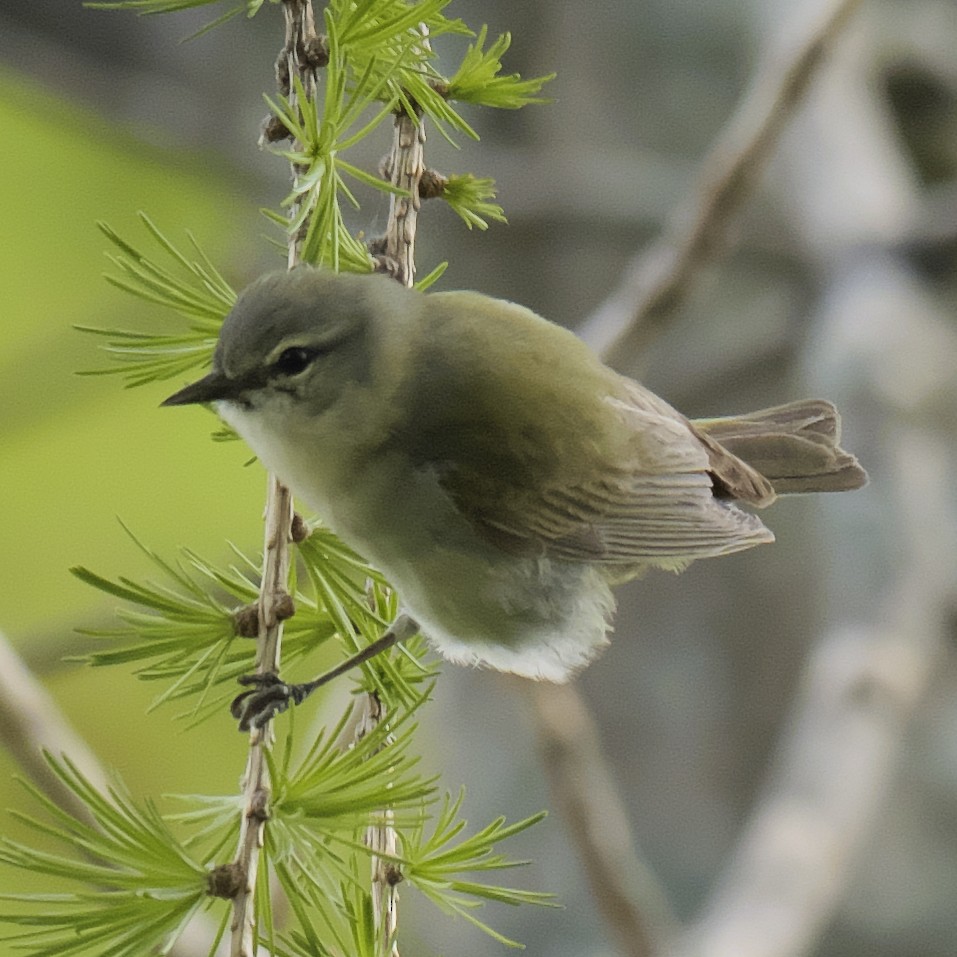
[0,69,267,637]
[0,68,271,913]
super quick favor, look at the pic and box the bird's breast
[218,398,614,681]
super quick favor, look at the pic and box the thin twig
[231,477,295,957]
[577,0,864,363]
[230,4,317,956]
[382,90,427,286]
[360,24,430,956]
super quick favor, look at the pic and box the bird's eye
[273,346,318,376]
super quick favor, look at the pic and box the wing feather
[454,394,774,567]
[399,293,775,570]
[480,470,773,565]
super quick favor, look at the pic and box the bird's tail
[693,399,868,496]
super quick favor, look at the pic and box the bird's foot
[230,672,313,732]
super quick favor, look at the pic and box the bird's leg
[230,613,420,731]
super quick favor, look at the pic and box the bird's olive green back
[378,289,769,564]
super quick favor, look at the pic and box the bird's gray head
[163,267,408,418]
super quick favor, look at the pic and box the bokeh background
[1,1,956,955]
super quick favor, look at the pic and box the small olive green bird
[165,267,865,722]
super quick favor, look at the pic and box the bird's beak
[162,371,240,407]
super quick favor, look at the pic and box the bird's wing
[393,292,775,568]
[441,381,774,568]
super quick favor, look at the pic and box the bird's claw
[231,672,310,732]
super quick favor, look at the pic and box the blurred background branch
[578,0,864,360]
[525,680,677,957]
[0,630,110,819]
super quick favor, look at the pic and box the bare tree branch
[230,4,317,955]
[382,94,427,288]
[577,0,864,362]
[0,630,109,819]
[360,24,431,956]
[232,475,296,957]
[525,681,676,957]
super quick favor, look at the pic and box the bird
[163,266,866,726]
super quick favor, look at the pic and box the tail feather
[693,399,868,496]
